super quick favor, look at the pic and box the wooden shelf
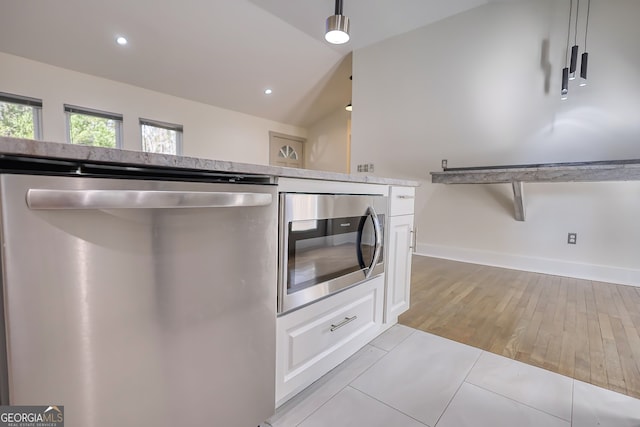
[430,159,640,221]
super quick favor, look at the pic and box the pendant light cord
[574,0,580,45]
[584,0,591,50]
[335,0,343,15]
[565,0,573,66]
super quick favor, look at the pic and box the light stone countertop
[0,137,419,187]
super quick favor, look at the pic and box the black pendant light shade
[569,45,579,80]
[561,67,569,100]
[580,52,588,86]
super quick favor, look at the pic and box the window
[65,105,123,148]
[140,118,183,155]
[278,145,299,160]
[0,92,43,140]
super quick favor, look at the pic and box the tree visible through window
[65,105,123,148]
[140,119,183,155]
[0,93,43,140]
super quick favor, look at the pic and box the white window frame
[0,92,43,140]
[64,104,123,148]
[139,118,183,155]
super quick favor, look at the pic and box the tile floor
[265,325,640,427]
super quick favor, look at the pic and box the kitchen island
[0,136,418,422]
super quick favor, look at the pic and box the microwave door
[357,206,383,278]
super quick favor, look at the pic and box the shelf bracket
[512,181,525,221]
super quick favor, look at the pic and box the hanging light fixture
[325,0,350,45]
[561,0,572,100]
[569,0,579,80]
[345,75,353,111]
[580,0,591,86]
[561,68,569,100]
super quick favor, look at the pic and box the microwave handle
[364,206,383,279]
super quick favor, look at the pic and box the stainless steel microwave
[277,193,387,314]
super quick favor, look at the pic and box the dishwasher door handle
[26,189,273,210]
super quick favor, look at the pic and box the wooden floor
[399,256,640,399]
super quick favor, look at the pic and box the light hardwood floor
[399,256,640,399]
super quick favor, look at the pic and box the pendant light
[325,0,350,45]
[569,0,579,80]
[345,103,352,112]
[561,0,572,100]
[580,0,591,86]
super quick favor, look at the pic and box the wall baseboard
[415,243,640,288]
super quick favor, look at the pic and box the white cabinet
[385,214,414,323]
[273,180,417,407]
[275,275,384,407]
[385,186,415,324]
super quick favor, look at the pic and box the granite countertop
[0,137,418,186]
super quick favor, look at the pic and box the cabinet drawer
[288,289,376,370]
[390,186,415,216]
[276,276,384,406]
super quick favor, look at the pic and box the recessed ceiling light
[116,36,128,46]
[264,89,273,95]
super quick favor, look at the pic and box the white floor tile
[572,380,640,427]
[269,345,386,427]
[297,387,426,427]
[351,330,482,426]
[435,382,569,427]
[465,351,573,421]
[369,324,415,352]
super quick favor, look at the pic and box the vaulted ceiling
[0,0,518,127]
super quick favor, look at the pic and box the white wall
[305,107,350,173]
[352,0,640,285]
[0,52,306,164]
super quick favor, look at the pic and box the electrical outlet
[567,233,577,244]
[357,163,374,173]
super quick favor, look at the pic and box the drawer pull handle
[330,315,358,332]
[397,195,415,199]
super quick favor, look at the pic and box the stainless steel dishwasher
[0,171,276,427]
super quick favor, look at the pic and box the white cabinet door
[385,214,414,323]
